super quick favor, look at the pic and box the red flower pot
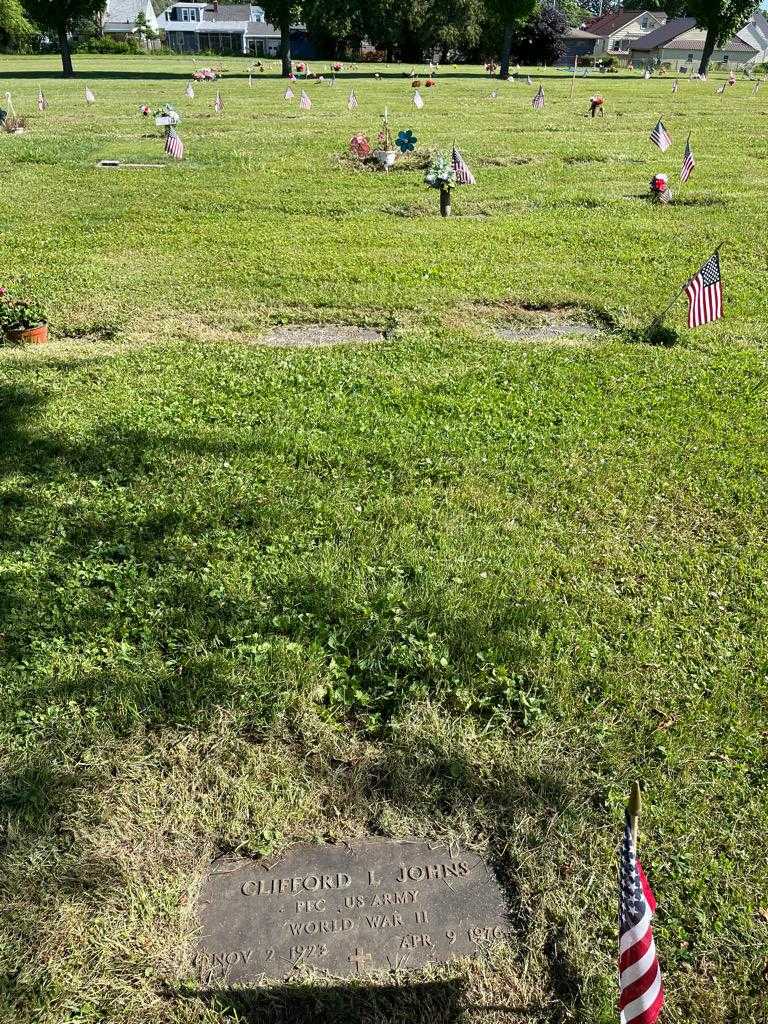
[4,323,49,345]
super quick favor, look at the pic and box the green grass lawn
[1,54,767,1024]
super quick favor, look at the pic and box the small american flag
[532,85,544,110]
[85,86,95,104]
[413,89,424,109]
[490,89,498,99]
[680,134,695,182]
[186,82,195,99]
[644,68,652,80]
[347,90,358,110]
[451,146,475,185]
[650,119,671,152]
[284,87,294,100]
[619,811,664,1024]
[248,73,253,88]
[752,79,762,96]
[716,83,725,94]
[671,78,678,94]
[214,91,223,112]
[657,186,672,204]
[526,75,533,85]
[685,251,723,328]
[165,126,184,160]
[299,89,312,110]
[37,89,48,111]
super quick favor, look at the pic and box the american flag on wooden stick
[85,86,95,104]
[299,89,312,109]
[186,82,195,99]
[214,90,223,112]
[671,79,678,94]
[680,134,695,182]
[413,89,424,109]
[451,146,475,185]
[644,68,652,80]
[347,89,358,110]
[284,86,294,100]
[532,85,545,110]
[164,126,184,160]
[650,119,671,152]
[716,82,725,94]
[37,89,48,111]
[619,811,664,1024]
[526,75,533,85]
[685,250,723,328]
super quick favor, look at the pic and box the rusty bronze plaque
[195,840,510,983]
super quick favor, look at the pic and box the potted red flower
[0,287,48,344]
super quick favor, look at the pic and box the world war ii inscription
[195,841,511,982]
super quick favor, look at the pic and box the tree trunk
[698,27,717,77]
[499,23,513,79]
[280,14,291,77]
[59,29,74,77]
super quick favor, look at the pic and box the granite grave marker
[195,840,510,983]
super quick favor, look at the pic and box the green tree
[22,0,106,75]
[0,0,32,48]
[684,0,757,75]
[260,0,302,76]
[485,0,538,77]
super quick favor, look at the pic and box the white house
[158,3,281,56]
[736,10,768,64]
[102,0,160,44]
[629,17,758,70]
[584,10,668,57]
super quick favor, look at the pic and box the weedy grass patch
[0,56,767,1024]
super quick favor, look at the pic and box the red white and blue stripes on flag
[451,146,475,185]
[165,126,184,160]
[619,811,664,1024]
[684,251,723,328]
[650,119,671,152]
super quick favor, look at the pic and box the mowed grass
[1,54,767,1024]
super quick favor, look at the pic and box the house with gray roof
[584,9,667,57]
[629,17,758,70]
[157,3,283,56]
[737,10,768,64]
[102,0,161,46]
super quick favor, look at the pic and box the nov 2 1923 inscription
[195,841,510,982]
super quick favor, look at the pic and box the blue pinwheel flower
[395,129,417,153]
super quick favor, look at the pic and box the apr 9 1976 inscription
[195,841,510,982]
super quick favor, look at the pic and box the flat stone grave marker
[195,840,510,983]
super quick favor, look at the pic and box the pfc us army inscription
[195,841,510,982]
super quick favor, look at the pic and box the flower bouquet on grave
[649,173,671,204]
[153,104,181,130]
[373,109,397,169]
[350,133,372,160]
[332,62,343,73]
[0,286,48,344]
[589,95,605,117]
[485,61,497,76]
[424,152,456,217]
[193,68,217,81]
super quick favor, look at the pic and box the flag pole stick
[570,55,578,101]
[627,781,642,848]
[646,242,724,332]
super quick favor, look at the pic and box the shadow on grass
[185,979,548,1022]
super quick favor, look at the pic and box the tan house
[629,17,758,71]
[585,10,667,57]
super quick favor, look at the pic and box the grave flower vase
[5,323,49,345]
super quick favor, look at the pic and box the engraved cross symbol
[348,948,372,973]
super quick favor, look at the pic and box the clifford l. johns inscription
[195,840,511,983]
